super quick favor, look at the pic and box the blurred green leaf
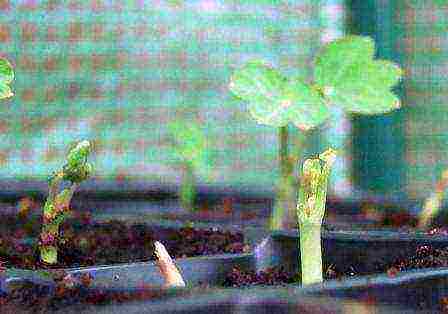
[229,60,286,105]
[63,140,92,183]
[229,60,330,130]
[0,58,14,100]
[314,36,403,114]
[168,121,211,172]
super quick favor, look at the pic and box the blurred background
[0,0,445,226]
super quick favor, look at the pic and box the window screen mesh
[0,0,346,193]
[395,1,448,199]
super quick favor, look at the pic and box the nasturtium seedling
[0,58,14,100]
[229,60,330,131]
[168,121,213,211]
[314,36,402,114]
[229,35,403,284]
[297,148,337,286]
[63,140,93,183]
[230,35,403,127]
[40,140,93,265]
[168,121,210,172]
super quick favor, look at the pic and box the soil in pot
[0,213,247,270]
[0,273,216,313]
[0,212,248,312]
[223,227,448,288]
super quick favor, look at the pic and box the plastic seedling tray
[245,227,448,312]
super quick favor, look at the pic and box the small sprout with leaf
[39,140,93,265]
[168,121,212,211]
[229,35,403,284]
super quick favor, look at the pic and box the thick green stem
[296,148,336,286]
[180,162,196,211]
[299,221,322,285]
[40,184,78,264]
[279,126,289,178]
[39,141,92,265]
[271,126,293,230]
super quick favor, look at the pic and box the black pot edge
[6,222,448,291]
[0,179,432,213]
[1,217,255,292]
[43,271,432,314]
[2,252,254,293]
[92,267,448,313]
[245,226,448,244]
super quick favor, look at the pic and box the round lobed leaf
[230,60,330,130]
[168,121,212,173]
[229,59,286,103]
[314,36,403,115]
[327,85,401,115]
[314,36,375,88]
[0,58,14,99]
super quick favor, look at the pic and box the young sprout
[297,148,336,285]
[39,140,93,265]
[418,169,448,229]
[229,35,403,231]
[0,58,14,99]
[167,121,213,212]
[230,36,402,285]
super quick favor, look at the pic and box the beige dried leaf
[154,241,186,287]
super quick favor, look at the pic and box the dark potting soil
[223,266,298,287]
[223,227,448,288]
[0,271,205,313]
[0,214,246,270]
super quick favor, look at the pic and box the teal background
[0,0,348,194]
[347,0,448,201]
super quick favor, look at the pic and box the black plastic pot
[2,191,447,312]
[1,219,252,289]
[0,218,255,312]
[246,227,448,312]
[4,226,448,313]
[49,286,416,314]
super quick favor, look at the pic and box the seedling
[0,58,14,100]
[230,35,403,284]
[167,121,213,211]
[418,169,448,228]
[297,148,336,285]
[39,140,93,265]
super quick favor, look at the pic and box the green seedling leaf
[230,60,330,130]
[63,140,92,183]
[67,140,91,168]
[314,36,403,114]
[0,58,14,99]
[168,121,211,172]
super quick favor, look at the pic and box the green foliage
[63,140,93,183]
[229,36,403,129]
[409,0,446,8]
[229,60,330,130]
[40,140,93,264]
[168,121,212,172]
[0,58,14,100]
[314,36,402,114]
[296,148,336,285]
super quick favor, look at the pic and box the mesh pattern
[395,1,448,198]
[0,0,345,191]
